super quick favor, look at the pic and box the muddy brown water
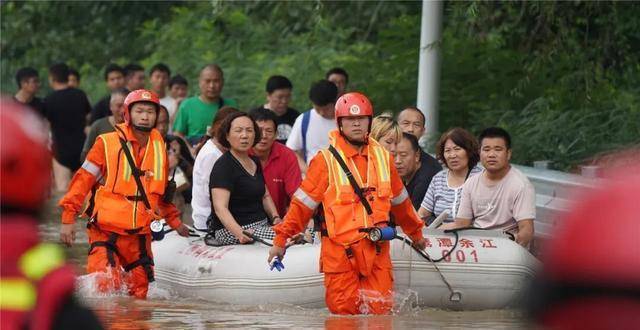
[38,194,530,329]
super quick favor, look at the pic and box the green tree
[2,1,638,171]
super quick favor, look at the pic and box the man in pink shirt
[442,127,535,247]
[250,108,302,218]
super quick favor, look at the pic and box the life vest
[1,219,76,330]
[318,130,392,245]
[92,124,167,234]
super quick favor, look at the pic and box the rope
[394,229,464,302]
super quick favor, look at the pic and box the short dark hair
[104,63,124,80]
[123,63,144,78]
[249,108,278,130]
[150,63,171,77]
[15,67,39,88]
[196,107,240,156]
[216,112,262,149]
[169,74,188,88]
[401,132,421,153]
[158,104,170,118]
[265,75,293,94]
[436,127,480,169]
[479,127,512,149]
[48,63,69,83]
[309,80,338,107]
[325,67,349,84]
[68,68,80,81]
[210,106,240,137]
[399,107,426,127]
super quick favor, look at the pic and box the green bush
[2,1,638,171]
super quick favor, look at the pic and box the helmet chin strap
[130,117,157,133]
[132,124,153,132]
[343,134,368,146]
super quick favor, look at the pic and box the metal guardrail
[514,165,601,239]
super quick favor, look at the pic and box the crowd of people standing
[13,61,535,247]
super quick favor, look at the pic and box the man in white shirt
[166,75,189,129]
[286,80,338,172]
[149,63,174,112]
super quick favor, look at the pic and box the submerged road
[38,193,528,329]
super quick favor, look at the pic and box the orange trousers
[321,238,394,315]
[86,226,154,299]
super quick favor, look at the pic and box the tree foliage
[1,1,638,171]
[440,2,640,170]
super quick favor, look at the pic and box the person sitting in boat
[418,127,482,225]
[249,108,302,220]
[209,112,281,245]
[191,107,240,231]
[369,114,402,156]
[158,106,194,212]
[394,133,442,210]
[441,127,535,247]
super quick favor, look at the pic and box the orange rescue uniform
[273,130,425,314]
[59,124,182,298]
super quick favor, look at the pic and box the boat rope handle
[242,230,274,247]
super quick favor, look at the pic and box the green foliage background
[2,1,639,171]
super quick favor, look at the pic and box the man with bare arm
[441,127,535,247]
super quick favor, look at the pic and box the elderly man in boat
[269,92,427,315]
[440,127,535,247]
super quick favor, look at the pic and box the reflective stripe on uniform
[101,136,110,179]
[18,244,65,281]
[81,160,101,177]
[391,188,409,206]
[372,146,390,183]
[294,188,319,210]
[123,141,133,182]
[335,149,349,186]
[153,140,163,180]
[0,279,36,310]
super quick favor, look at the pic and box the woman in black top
[209,112,281,245]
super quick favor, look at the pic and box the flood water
[39,194,530,329]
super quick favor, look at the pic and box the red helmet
[1,99,52,211]
[530,158,640,328]
[335,92,374,126]
[123,89,160,124]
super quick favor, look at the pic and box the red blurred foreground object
[531,153,640,329]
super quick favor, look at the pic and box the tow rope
[393,229,462,302]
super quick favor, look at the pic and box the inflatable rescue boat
[152,226,539,310]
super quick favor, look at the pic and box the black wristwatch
[270,215,281,223]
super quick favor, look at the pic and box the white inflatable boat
[152,228,539,310]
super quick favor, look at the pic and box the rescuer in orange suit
[1,99,103,329]
[268,92,427,315]
[59,89,190,299]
